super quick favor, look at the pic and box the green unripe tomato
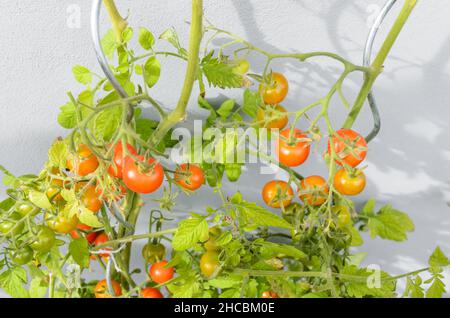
[30,226,56,253]
[142,243,166,264]
[0,213,25,236]
[200,251,220,278]
[233,60,250,75]
[225,164,242,183]
[204,226,222,251]
[10,246,33,266]
[332,206,352,228]
[16,203,39,217]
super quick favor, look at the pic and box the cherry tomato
[262,180,293,209]
[141,287,164,298]
[276,129,310,167]
[256,105,289,130]
[332,206,352,228]
[46,178,66,202]
[299,176,329,207]
[123,156,164,194]
[67,144,99,176]
[149,260,174,284]
[204,226,222,251]
[259,72,289,105]
[76,183,103,213]
[174,164,205,191]
[108,142,138,179]
[10,246,33,266]
[16,203,39,217]
[30,226,56,253]
[93,232,112,258]
[70,223,98,244]
[0,213,25,236]
[46,213,78,234]
[142,243,166,264]
[328,129,367,167]
[200,251,220,278]
[334,169,366,196]
[94,279,122,298]
[233,59,250,75]
[262,291,279,298]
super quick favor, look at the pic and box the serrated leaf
[367,205,414,241]
[257,241,307,260]
[58,102,77,129]
[69,238,90,269]
[78,208,103,228]
[208,276,241,289]
[428,247,450,268]
[243,89,261,118]
[172,216,209,251]
[403,276,424,298]
[341,265,396,298]
[29,191,52,210]
[72,65,92,85]
[236,201,293,230]
[143,57,161,88]
[426,277,446,298]
[139,27,155,50]
[217,100,235,119]
[136,118,159,141]
[0,267,29,298]
[348,226,364,247]
[93,106,122,141]
[29,277,48,298]
[48,140,68,168]
[361,198,376,216]
[202,58,242,89]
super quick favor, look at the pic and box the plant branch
[103,0,128,42]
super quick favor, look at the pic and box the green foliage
[201,53,243,89]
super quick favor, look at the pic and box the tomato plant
[0,0,447,300]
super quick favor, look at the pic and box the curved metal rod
[91,0,128,98]
[364,0,398,142]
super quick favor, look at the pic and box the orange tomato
[174,164,205,191]
[262,180,294,209]
[67,144,99,176]
[299,176,329,206]
[141,287,164,298]
[259,72,289,105]
[334,169,366,196]
[328,129,367,168]
[256,105,289,130]
[276,129,311,167]
[94,279,122,298]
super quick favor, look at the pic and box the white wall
[1,0,450,297]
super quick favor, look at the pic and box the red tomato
[259,72,289,105]
[123,156,164,194]
[262,180,294,209]
[276,129,311,167]
[328,129,367,167]
[174,164,205,191]
[334,169,366,196]
[108,143,138,179]
[299,176,330,207]
[93,232,111,259]
[94,279,122,298]
[70,223,98,244]
[149,260,174,284]
[67,144,99,176]
[76,183,103,213]
[141,287,164,298]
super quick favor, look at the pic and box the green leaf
[172,216,209,251]
[101,29,118,59]
[243,89,261,118]
[121,27,133,43]
[29,191,52,210]
[48,140,68,168]
[201,57,242,89]
[208,276,241,289]
[139,27,155,50]
[366,205,414,241]
[257,241,307,260]
[426,277,446,298]
[428,247,450,269]
[217,100,235,119]
[136,118,159,141]
[159,28,187,57]
[0,267,29,298]
[361,198,376,216]
[236,201,294,230]
[78,208,103,228]
[403,276,424,298]
[198,96,217,125]
[93,106,122,141]
[347,226,364,247]
[341,265,396,298]
[57,102,77,129]
[29,277,48,298]
[69,238,90,269]
[72,65,92,85]
[143,57,161,88]
[0,198,15,213]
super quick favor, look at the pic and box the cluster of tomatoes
[257,72,368,210]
